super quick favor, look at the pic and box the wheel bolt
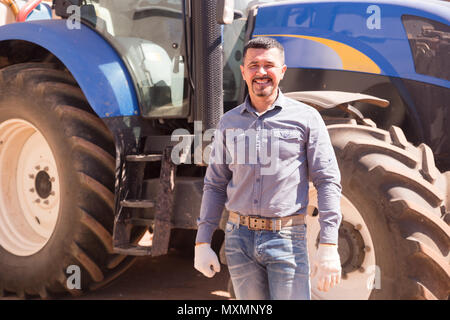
[44,166,49,172]
[364,246,371,252]
[359,267,365,273]
[29,188,35,193]
[35,199,40,203]
[354,224,362,231]
[43,200,49,205]
[29,174,35,179]
[50,191,55,196]
[50,177,55,183]
[35,165,40,170]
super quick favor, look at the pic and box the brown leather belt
[228,211,305,231]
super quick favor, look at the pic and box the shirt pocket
[272,129,301,159]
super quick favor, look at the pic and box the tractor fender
[284,91,389,110]
[0,19,140,118]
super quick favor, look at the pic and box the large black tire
[0,63,138,298]
[328,120,449,299]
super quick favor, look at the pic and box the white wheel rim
[0,119,60,256]
[307,185,377,300]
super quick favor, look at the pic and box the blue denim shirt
[196,91,342,244]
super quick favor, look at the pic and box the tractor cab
[54,0,258,121]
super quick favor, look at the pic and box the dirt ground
[0,249,231,300]
[0,229,231,300]
[73,250,232,300]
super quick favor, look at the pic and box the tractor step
[113,147,176,257]
[125,217,154,227]
[120,199,155,208]
[113,244,152,256]
[126,154,162,162]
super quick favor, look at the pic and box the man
[194,37,342,300]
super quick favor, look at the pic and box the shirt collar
[240,90,286,115]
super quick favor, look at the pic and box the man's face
[240,47,287,98]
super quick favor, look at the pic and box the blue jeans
[225,220,310,300]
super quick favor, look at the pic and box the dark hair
[242,37,285,64]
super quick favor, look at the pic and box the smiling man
[194,37,343,300]
[240,39,287,105]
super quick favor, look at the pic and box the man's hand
[311,244,342,292]
[194,243,221,278]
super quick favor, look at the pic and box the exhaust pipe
[191,0,224,131]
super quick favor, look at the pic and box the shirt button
[254,200,258,204]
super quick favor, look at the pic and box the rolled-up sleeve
[306,110,342,244]
[195,124,232,244]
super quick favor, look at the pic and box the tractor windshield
[222,0,252,110]
[87,0,188,118]
[86,0,266,117]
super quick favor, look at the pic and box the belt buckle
[247,216,266,231]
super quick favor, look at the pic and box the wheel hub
[307,185,377,300]
[35,170,52,199]
[338,221,366,275]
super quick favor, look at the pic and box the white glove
[311,244,342,292]
[194,243,221,278]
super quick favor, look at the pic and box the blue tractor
[0,0,448,299]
